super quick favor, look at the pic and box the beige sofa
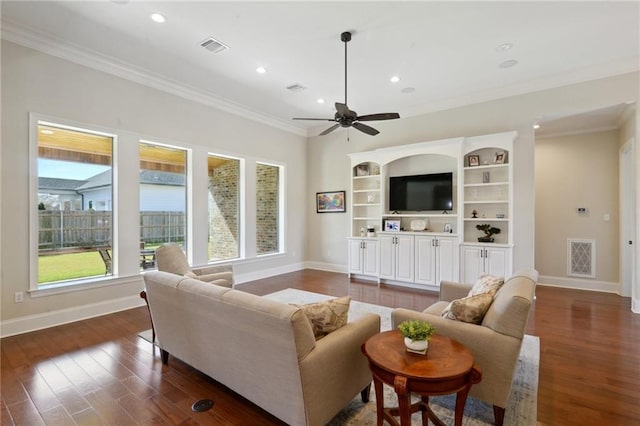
[143,271,380,426]
[391,269,538,426]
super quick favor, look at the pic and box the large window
[256,162,283,255]
[139,142,188,269]
[207,155,241,261]
[36,122,114,285]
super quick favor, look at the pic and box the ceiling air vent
[200,37,229,54]
[286,84,307,92]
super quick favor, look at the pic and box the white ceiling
[1,1,639,136]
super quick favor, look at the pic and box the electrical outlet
[14,292,24,303]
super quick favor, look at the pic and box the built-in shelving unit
[348,131,517,286]
[350,162,381,235]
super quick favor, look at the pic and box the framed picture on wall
[494,151,506,164]
[316,190,346,213]
[468,155,480,167]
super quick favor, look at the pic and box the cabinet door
[348,239,363,274]
[415,236,436,285]
[378,235,396,280]
[395,235,415,282]
[362,240,379,276]
[461,245,483,284]
[486,246,510,278]
[437,237,457,283]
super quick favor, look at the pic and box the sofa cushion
[297,296,351,339]
[441,292,495,324]
[468,274,504,297]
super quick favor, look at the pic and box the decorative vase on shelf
[478,237,495,243]
[404,337,429,354]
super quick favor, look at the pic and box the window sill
[29,274,142,298]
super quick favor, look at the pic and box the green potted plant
[398,320,436,354]
[476,224,501,243]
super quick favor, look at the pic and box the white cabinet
[348,238,378,277]
[379,234,414,282]
[415,235,457,286]
[460,244,511,284]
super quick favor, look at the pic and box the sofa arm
[299,313,380,425]
[439,280,472,302]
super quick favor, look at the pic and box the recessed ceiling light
[40,129,54,135]
[533,123,540,129]
[495,43,513,52]
[499,59,518,69]
[151,13,166,23]
[316,98,325,104]
[390,76,400,83]
[256,66,267,74]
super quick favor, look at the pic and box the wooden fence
[38,210,185,250]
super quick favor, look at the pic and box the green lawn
[38,244,163,284]
[38,251,107,283]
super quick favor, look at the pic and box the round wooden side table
[362,330,482,426]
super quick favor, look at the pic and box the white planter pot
[404,337,428,353]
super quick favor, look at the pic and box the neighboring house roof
[76,170,112,191]
[140,170,185,186]
[39,170,185,192]
[38,177,87,191]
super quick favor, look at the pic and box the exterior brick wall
[208,160,239,260]
[256,164,279,254]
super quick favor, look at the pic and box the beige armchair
[155,243,233,287]
[391,269,538,426]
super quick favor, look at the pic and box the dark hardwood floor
[2,269,639,425]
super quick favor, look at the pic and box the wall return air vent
[200,37,229,54]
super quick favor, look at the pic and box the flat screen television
[389,172,453,212]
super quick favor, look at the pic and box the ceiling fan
[293,31,400,136]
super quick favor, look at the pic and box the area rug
[264,288,539,426]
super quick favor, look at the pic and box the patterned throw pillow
[297,296,351,340]
[441,293,495,324]
[468,274,504,297]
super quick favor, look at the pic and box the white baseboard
[632,297,640,314]
[0,295,146,338]
[233,261,306,285]
[538,275,620,294]
[304,261,348,274]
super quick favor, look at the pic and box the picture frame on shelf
[468,155,480,167]
[355,164,370,176]
[384,219,401,232]
[494,151,506,164]
[316,190,346,213]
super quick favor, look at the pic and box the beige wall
[0,41,307,326]
[535,130,620,283]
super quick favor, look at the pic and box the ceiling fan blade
[319,123,341,136]
[357,112,400,121]
[352,122,379,136]
[292,117,336,121]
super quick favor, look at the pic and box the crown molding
[1,20,308,137]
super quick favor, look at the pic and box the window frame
[29,114,118,293]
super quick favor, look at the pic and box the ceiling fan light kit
[293,31,400,136]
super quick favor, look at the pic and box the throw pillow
[297,296,351,340]
[468,274,504,297]
[441,292,495,324]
